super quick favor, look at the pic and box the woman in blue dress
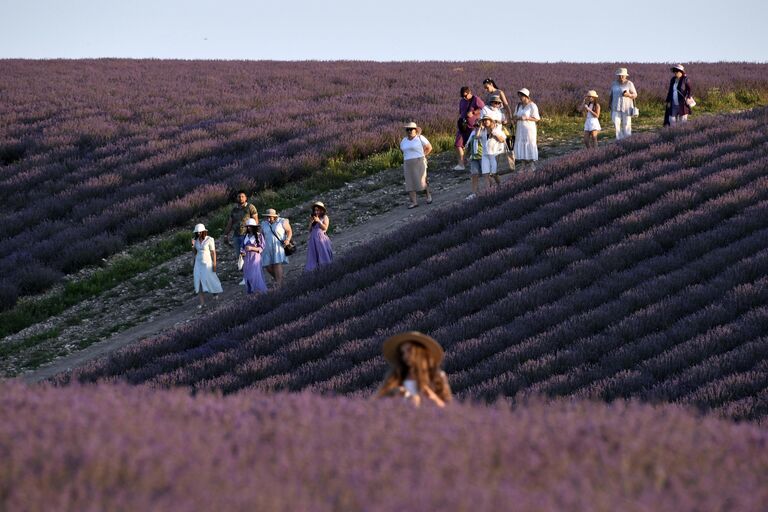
[260,208,293,288]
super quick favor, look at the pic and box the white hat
[615,67,629,76]
[586,90,599,98]
[403,122,418,129]
[263,208,279,218]
[245,218,258,227]
[193,223,206,233]
[671,64,685,73]
[517,88,531,98]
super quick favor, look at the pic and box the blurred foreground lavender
[1,60,767,308]
[1,381,766,512]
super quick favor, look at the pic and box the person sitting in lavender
[240,218,267,294]
[664,64,693,126]
[305,201,333,271]
[377,331,452,408]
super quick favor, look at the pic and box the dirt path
[19,137,591,383]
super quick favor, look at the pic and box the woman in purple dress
[305,201,333,271]
[240,219,267,294]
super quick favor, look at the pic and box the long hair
[377,343,451,402]
[196,230,208,241]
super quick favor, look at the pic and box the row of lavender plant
[1,61,767,309]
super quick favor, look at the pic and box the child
[464,116,506,199]
[579,90,601,148]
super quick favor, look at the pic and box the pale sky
[1,0,766,62]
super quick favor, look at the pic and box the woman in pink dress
[305,201,333,271]
[241,219,267,294]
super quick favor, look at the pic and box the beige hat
[382,331,445,366]
[403,122,418,129]
[489,94,502,103]
[671,64,685,73]
[193,223,206,233]
[615,67,629,76]
[245,218,258,227]
[311,201,326,212]
[263,208,279,218]
[517,88,531,98]
[586,90,599,98]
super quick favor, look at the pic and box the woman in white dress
[192,223,223,308]
[513,88,540,172]
[578,90,602,148]
[377,331,452,408]
[609,67,638,140]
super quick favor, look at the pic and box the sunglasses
[405,128,416,131]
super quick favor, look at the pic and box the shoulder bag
[268,220,296,256]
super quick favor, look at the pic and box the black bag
[457,116,469,132]
[268,221,296,256]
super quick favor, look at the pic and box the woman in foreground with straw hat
[399,122,433,209]
[240,218,267,294]
[513,88,540,172]
[192,223,223,308]
[665,64,693,127]
[305,201,333,271]
[579,90,602,148]
[377,331,452,408]
[609,67,638,140]
[260,208,293,288]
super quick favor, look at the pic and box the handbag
[685,96,696,107]
[237,253,244,270]
[630,99,640,117]
[268,221,296,256]
[501,124,515,151]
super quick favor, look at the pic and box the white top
[400,135,430,161]
[610,80,637,113]
[480,105,505,123]
[478,125,507,156]
[403,379,419,397]
[515,102,540,123]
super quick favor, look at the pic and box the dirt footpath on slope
[20,140,584,383]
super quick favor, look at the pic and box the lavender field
[2,381,766,512]
[58,106,768,421]
[1,60,768,310]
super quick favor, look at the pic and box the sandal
[408,203,419,209]
[426,197,433,204]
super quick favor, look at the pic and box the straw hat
[517,88,531,98]
[263,208,279,218]
[671,64,686,73]
[193,223,206,233]
[382,331,445,366]
[489,94,502,104]
[311,201,327,212]
[615,68,629,76]
[586,90,599,98]
[245,218,258,227]
[403,122,418,129]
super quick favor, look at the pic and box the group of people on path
[191,191,333,308]
[401,64,695,204]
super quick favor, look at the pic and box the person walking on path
[192,223,223,308]
[305,201,333,271]
[377,331,452,408]
[513,88,540,172]
[664,64,693,127]
[609,68,638,140]
[400,122,433,209]
[223,190,259,284]
[453,86,485,171]
[579,90,602,148]
[240,219,267,294]
[465,115,506,199]
[482,78,514,122]
[260,208,292,288]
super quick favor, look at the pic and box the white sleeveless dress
[193,236,223,294]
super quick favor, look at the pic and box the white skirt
[514,121,538,161]
[584,117,601,132]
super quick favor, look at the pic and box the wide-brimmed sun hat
[671,64,686,73]
[587,90,599,98]
[489,94,502,103]
[312,201,326,212]
[382,331,445,366]
[517,88,531,98]
[403,122,418,130]
[263,208,279,218]
[615,68,629,76]
[245,218,258,227]
[193,223,206,233]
